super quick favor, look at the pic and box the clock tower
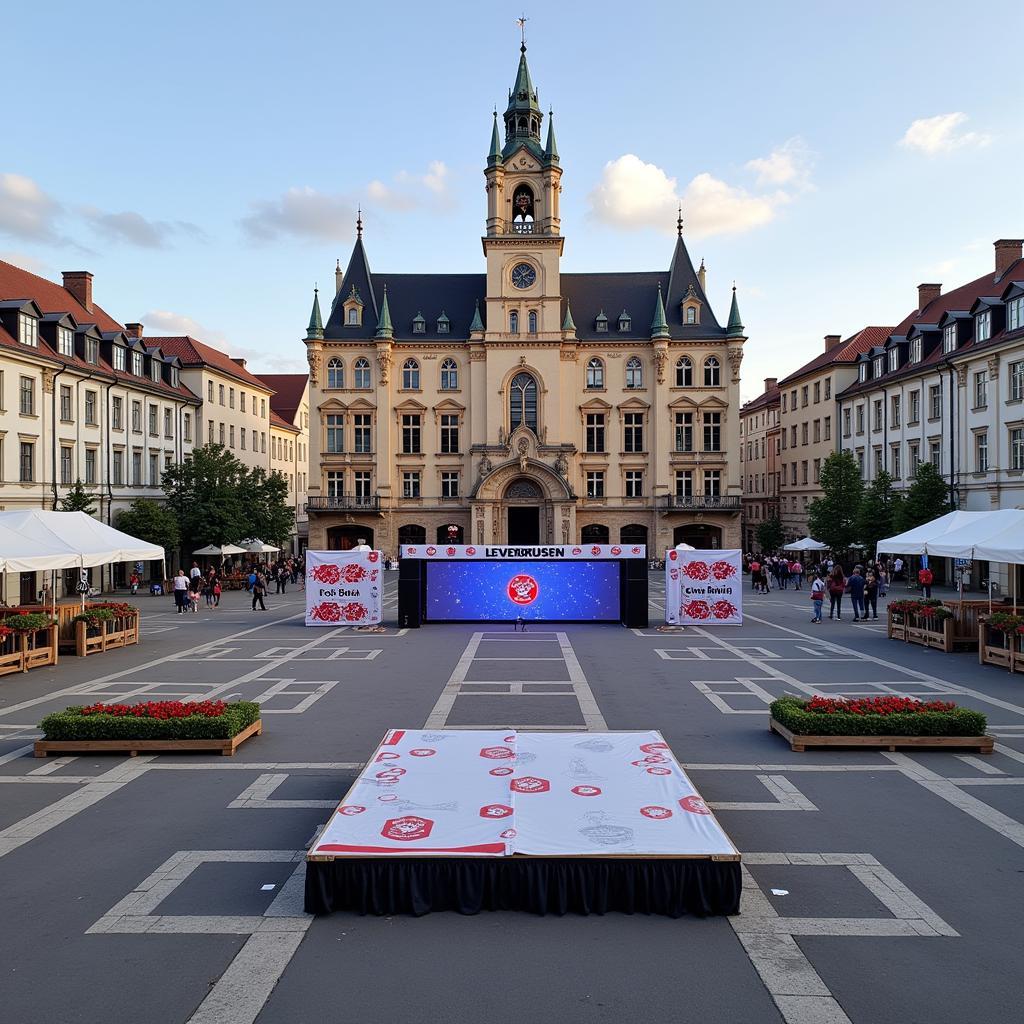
[482,42,564,341]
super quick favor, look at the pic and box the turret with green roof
[305,287,323,340]
[727,285,745,338]
[375,284,394,340]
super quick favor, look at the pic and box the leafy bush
[888,599,952,622]
[1,613,56,632]
[771,696,986,737]
[73,608,116,627]
[986,612,1024,633]
[39,700,260,741]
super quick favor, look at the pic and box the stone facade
[739,378,781,551]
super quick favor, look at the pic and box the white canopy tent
[875,511,989,556]
[783,537,828,552]
[0,522,79,573]
[193,544,247,556]
[922,509,1024,561]
[240,539,280,555]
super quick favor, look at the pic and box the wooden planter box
[887,609,954,653]
[978,622,1024,674]
[769,717,994,754]
[74,617,140,657]
[0,626,59,676]
[33,717,262,758]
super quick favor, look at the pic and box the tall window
[976,310,991,342]
[910,337,922,363]
[909,442,920,476]
[326,471,344,497]
[402,414,421,454]
[354,357,371,389]
[402,359,420,389]
[60,446,72,485]
[148,405,158,435]
[113,450,124,486]
[19,441,33,482]
[623,412,644,452]
[703,470,721,497]
[843,408,852,436]
[976,432,989,472]
[675,357,693,387]
[528,310,538,333]
[1011,428,1024,471]
[60,385,72,421]
[1013,361,1024,402]
[440,414,459,453]
[909,390,920,423]
[219,384,225,405]
[327,358,344,388]
[703,412,722,451]
[625,470,643,497]
[974,371,988,408]
[402,471,421,498]
[354,471,371,500]
[625,356,643,389]
[326,414,344,453]
[58,326,74,357]
[890,395,900,428]
[685,306,697,324]
[943,324,957,353]
[86,448,97,485]
[929,384,942,419]
[509,372,538,432]
[1009,296,1024,332]
[675,470,693,498]
[240,392,246,412]
[586,471,605,498]
[586,358,604,389]
[890,445,901,480]
[207,380,214,401]
[704,357,720,387]
[112,396,123,430]
[18,313,38,348]
[887,347,898,373]
[675,411,693,452]
[84,391,97,425]
[441,472,459,498]
[19,376,34,415]
[354,414,372,453]
[930,441,941,470]
[509,311,519,333]
[440,358,458,390]
[132,401,142,432]
[113,345,126,370]
[813,381,821,403]
[585,413,605,453]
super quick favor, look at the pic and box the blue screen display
[425,561,621,621]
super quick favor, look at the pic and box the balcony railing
[306,495,380,512]
[661,495,742,512]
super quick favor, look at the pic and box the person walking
[791,560,803,590]
[251,572,267,611]
[864,569,879,620]
[848,565,866,622]
[918,565,934,599]
[275,563,287,594]
[172,569,189,614]
[827,565,847,620]
[212,574,222,608]
[129,571,139,596]
[190,561,202,583]
[749,558,762,593]
[779,558,790,590]
[810,572,826,623]
[878,560,890,598]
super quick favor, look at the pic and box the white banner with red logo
[664,549,743,625]
[309,729,737,859]
[402,544,646,560]
[305,549,383,626]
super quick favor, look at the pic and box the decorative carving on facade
[987,354,1001,379]
[654,349,667,384]
[41,369,56,394]
[376,347,392,385]
[306,349,320,387]
[468,349,486,361]
[506,479,543,499]
[517,436,530,472]
[956,365,968,388]
[554,451,568,476]
[727,346,743,381]
[480,453,493,475]
[560,347,578,361]
[561,516,570,544]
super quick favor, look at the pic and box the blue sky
[2,0,1021,398]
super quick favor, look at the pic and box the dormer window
[342,284,364,327]
[595,311,608,333]
[347,309,358,325]
[887,347,898,373]
[412,312,426,334]
[131,350,144,376]
[618,310,631,332]
[873,356,883,378]
[437,311,450,334]
[976,310,991,342]
[57,326,74,357]
[151,358,161,383]
[170,367,179,387]
[113,345,126,371]
[86,337,99,364]
[18,313,37,348]
[1009,296,1024,332]
[943,323,957,354]
[859,363,868,383]
[910,337,922,364]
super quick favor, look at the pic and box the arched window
[347,308,358,325]
[620,524,649,546]
[353,357,371,389]
[581,524,609,544]
[586,357,604,389]
[398,524,426,546]
[327,358,344,389]
[528,310,538,333]
[625,356,643,389]
[509,372,538,433]
[704,356,721,387]
[440,358,458,390]
[685,306,697,324]
[402,358,420,390]
[509,311,519,333]
[675,356,693,387]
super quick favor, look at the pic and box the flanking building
[260,373,310,554]
[303,43,747,555]
[738,377,781,551]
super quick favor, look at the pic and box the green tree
[245,468,295,546]
[59,479,96,515]
[807,450,864,552]
[115,499,181,561]
[894,461,952,534]
[856,470,903,555]
[755,516,784,553]
[162,444,248,549]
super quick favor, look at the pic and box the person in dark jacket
[828,565,847,620]
[847,566,866,621]
[864,570,879,620]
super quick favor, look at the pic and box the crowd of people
[170,556,305,614]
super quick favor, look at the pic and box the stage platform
[305,729,741,917]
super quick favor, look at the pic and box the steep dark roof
[258,373,308,423]
[778,326,894,387]
[740,385,781,416]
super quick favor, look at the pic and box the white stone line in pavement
[0,744,35,765]
[0,775,89,785]
[711,775,818,812]
[26,756,77,776]
[956,754,1005,775]
[946,777,1024,785]
[683,763,903,773]
[251,679,338,715]
[229,773,337,809]
[424,632,485,728]
[994,743,1024,765]
[561,632,607,730]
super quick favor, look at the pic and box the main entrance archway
[504,478,542,544]
[327,525,375,550]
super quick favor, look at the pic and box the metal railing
[305,495,380,511]
[661,495,741,511]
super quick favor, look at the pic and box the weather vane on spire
[517,14,528,48]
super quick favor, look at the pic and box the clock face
[511,263,537,289]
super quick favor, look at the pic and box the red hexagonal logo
[511,776,550,794]
[446,546,456,556]
[632,546,641,554]
[480,746,514,759]
[368,551,379,562]
[381,816,433,841]
[669,550,678,561]
[572,547,582,555]
[591,545,602,556]
[407,547,418,555]
[571,785,602,797]
[640,805,673,819]
[409,748,436,757]
[338,805,366,816]
[479,803,514,818]
[679,795,711,815]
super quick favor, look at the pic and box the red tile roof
[740,385,780,416]
[257,373,308,423]
[269,409,299,432]
[778,326,894,387]
[0,259,122,332]
[153,336,274,391]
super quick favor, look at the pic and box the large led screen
[425,560,621,621]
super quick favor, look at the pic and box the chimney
[123,323,144,339]
[232,357,247,369]
[335,259,344,297]
[764,377,778,392]
[994,239,1023,279]
[917,283,941,311]
[824,334,842,351]
[62,271,94,313]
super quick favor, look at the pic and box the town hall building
[304,43,746,554]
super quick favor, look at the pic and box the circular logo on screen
[632,546,641,554]
[368,551,379,562]
[507,574,539,605]
[611,545,622,555]
[669,550,678,561]
[446,547,456,556]
[407,547,417,555]
[590,545,602,556]
[679,795,711,815]
[572,547,582,555]
[426,546,437,556]
[466,546,477,556]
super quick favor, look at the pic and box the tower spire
[356,206,363,239]
[650,283,670,340]
[544,108,559,164]
[727,283,744,338]
[488,109,502,165]
[375,283,393,340]
[305,286,323,340]
[503,28,542,153]
[677,204,683,237]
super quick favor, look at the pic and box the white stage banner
[664,549,743,625]
[305,549,383,626]
[402,543,646,560]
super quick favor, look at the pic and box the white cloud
[80,208,205,249]
[0,173,62,242]
[370,161,452,209]
[0,250,52,276]
[240,187,356,242]
[139,310,227,344]
[746,138,813,188]
[588,153,794,239]
[899,112,991,155]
